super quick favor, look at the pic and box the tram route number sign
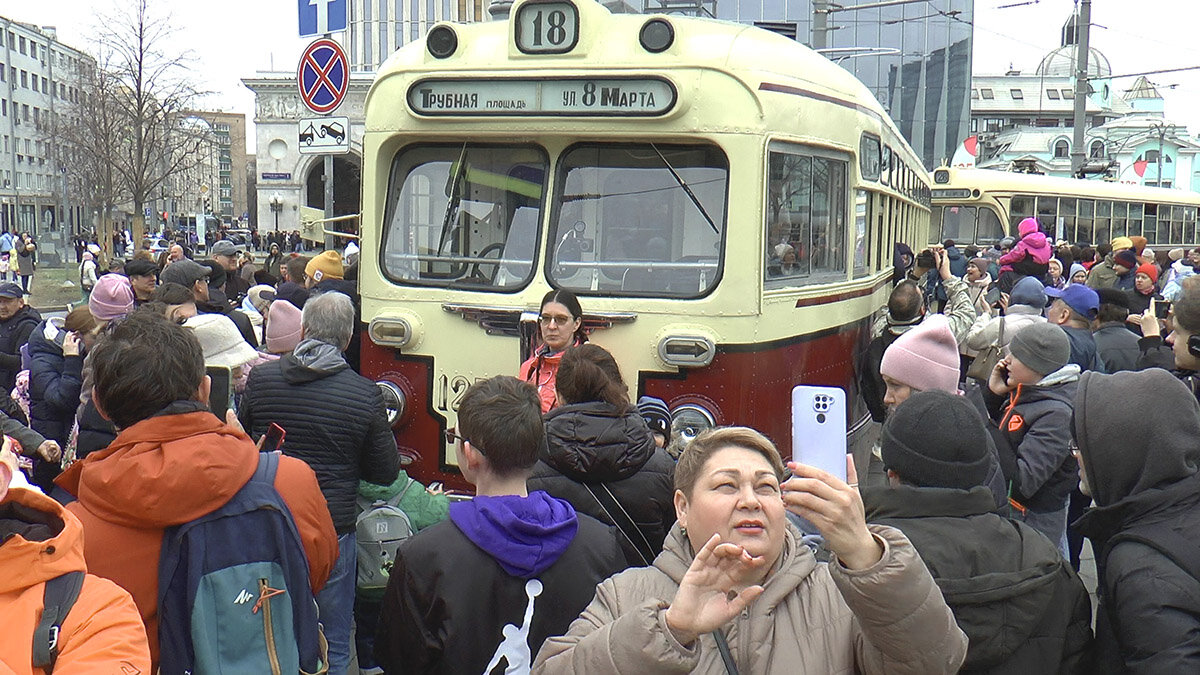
[408,78,676,117]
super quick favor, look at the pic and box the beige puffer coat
[534,523,967,674]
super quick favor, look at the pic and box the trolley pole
[323,154,335,250]
[1070,0,1092,177]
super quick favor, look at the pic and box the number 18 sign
[514,1,579,54]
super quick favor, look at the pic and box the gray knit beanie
[1008,323,1071,377]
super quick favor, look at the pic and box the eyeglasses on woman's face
[538,313,575,327]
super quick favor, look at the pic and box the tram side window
[548,143,728,298]
[853,190,870,278]
[1010,195,1035,232]
[380,144,548,290]
[938,205,976,243]
[766,149,848,287]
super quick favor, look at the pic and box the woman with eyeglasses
[520,290,587,413]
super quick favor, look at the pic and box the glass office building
[698,0,974,169]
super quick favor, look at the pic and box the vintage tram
[357,0,931,487]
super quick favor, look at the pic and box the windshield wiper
[436,143,469,256]
[652,143,719,234]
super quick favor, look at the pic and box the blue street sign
[299,0,347,37]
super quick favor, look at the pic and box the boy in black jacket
[375,376,625,674]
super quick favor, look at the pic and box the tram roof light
[640,18,675,54]
[428,25,459,59]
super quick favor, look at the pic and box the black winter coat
[28,320,84,447]
[239,346,399,532]
[1073,369,1200,674]
[1135,335,1200,404]
[1092,322,1140,373]
[374,514,624,674]
[866,485,1092,674]
[528,402,676,567]
[0,304,39,392]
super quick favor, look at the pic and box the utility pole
[1070,0,1092,177]
[323,155,335,250]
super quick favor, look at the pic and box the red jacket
[0,487,151,674]
[55,410,339,666]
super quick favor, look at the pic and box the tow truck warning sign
[409,77,677,116]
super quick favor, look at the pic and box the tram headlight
[671,404,715,445]
[427,25,458,59]
[377,381,407,427]
[639,18,675,53]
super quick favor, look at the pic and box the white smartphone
[790,385,848,483]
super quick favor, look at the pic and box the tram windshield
[381,144,548,290]
[548,143,727,298]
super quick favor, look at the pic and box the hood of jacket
[863,485,1069,668]
[542,401,658,482]
[0,488,85,594]
[449,490,579,578]
[280,338,348,384]
[54,410,259,529]
[1036,363,1081,388]
[1073,369,1200,539]
[28,317,66,358]
[1020,230,1049,250]
[654,519,816,612]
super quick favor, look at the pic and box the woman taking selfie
[534,427,967,674]
[520,289,587,413]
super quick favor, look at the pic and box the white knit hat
[184,314,259,369]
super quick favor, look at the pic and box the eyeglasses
[539,314,574,326]
[445,428,484,455]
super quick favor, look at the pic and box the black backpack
[32,571,84,674]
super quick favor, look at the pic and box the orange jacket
[0,487,151,674]
[54,410,339,666]
[520,349,565,414]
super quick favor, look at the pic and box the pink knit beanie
[265,299,303,354]
[88,273,134,322]
[879,314,961,394]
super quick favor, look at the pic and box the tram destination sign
[408,78,677,117]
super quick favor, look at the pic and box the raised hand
[781,458,882,570]
[663,533,766,646]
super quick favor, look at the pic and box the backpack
[355,479,416,596]
[157,451,328,675]
[32,571,84,674]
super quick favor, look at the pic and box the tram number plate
[409,78,676,116]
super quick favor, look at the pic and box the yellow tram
[931,166,1200,248]
[357,0,930,486]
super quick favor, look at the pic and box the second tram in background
[931,166,1200,248]
[356,0,930,488]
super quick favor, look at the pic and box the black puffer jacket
[239,338,399,532]
[28,319,84,446]
[866,485,1093,674]
[0,304,40,392]
[528,401,675,567]
[1073,369,1200,674]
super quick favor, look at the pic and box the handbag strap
[713,629,740,675]
[582,483,655,566]
[998,312,1005,344]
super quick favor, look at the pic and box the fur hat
[1129,236,1148,255]
[879,314,961,395]
[305,250,343,283]
[265,299,303,354]
[1170,248,1187,262]
[88,274,134,322]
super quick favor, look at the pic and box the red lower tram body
[360,317,873,492]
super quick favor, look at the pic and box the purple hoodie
[449,490,578,578]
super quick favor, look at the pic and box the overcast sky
[9,1,1200,155]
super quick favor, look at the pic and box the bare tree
[95,0,210,246]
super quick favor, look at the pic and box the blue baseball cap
[0,282,23,299]
[1045,284,1099,320]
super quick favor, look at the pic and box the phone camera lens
[816,413,826,423]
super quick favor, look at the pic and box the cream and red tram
[357,0,931,488]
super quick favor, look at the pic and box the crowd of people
[2,219,1200,674]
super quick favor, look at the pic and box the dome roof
[1036,45,1112,79]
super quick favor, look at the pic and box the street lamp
[269,193,283,232]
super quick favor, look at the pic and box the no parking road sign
[298,38,349,115]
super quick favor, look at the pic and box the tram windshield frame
[546,142,728,299]
[379,143,549,292]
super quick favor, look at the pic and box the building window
[20,71,26,89]
[1062,89,1074,99]
[1036,119,1058,128]
[1054,140,1070,159]
[1046,89,1061,100]
[1010,89,1024,100]
[1146,149,1161,165]
[971,89,979,100]
[980,88,994,100]
[19,36,25,56]
[1090,140,1105,158]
